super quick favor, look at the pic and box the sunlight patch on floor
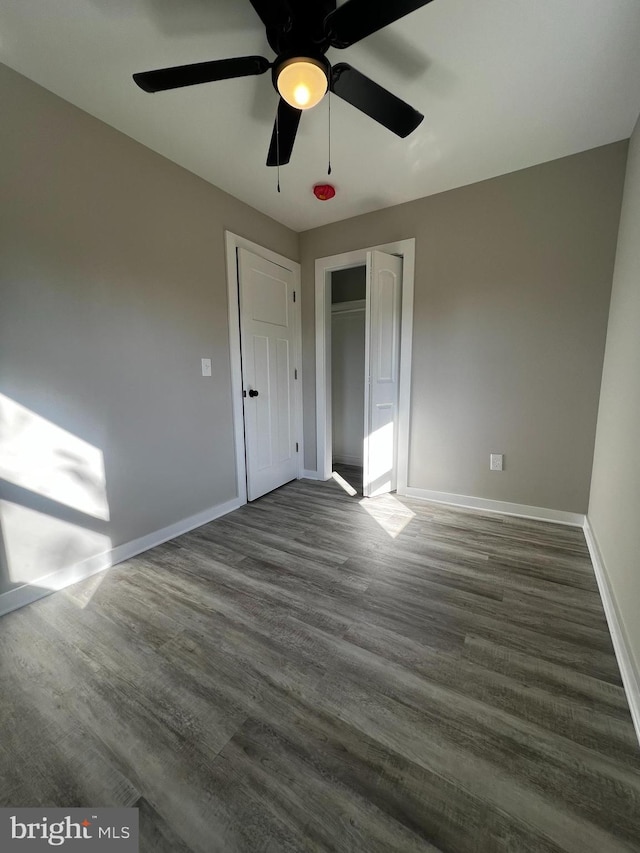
[62,567,109,609]
[359,493,416,538]
[332,470,358,496]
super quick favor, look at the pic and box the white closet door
[363,250,403,497]
[238,248,297,501]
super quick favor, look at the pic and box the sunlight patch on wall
[0,393,109,521]
[359,493,415,539]
[0,500,112,587]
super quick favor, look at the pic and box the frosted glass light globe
[277,59,328,110]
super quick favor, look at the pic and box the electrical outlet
[490,453,504,471]
[201,358,212,377]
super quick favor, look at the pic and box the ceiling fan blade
[325,0,435,49]
[331,63,423,138]
[133,56,270,93]
[267,99,302,166]
[248,0,291,29]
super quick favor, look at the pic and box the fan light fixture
[133,0,430,168]
[277,58,328,110]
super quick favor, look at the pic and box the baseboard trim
[301,469,321,480]
[399,486,585,528]
[583,518,640,747]
[0,496,244,618]
[109,496,244,567]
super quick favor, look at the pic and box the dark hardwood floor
[1,477,639,852]
[332,462,363,495]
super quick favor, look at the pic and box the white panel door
[363,250,403,497]
[238,247,297,501]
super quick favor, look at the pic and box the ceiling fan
[133,0,434,167]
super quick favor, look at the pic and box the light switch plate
[201,358,212,377]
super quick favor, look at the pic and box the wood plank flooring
[333,462,364,495]
[1,476,639,852]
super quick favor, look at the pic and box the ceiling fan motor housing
[264,0,336,56]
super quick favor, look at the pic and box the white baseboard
[0,496,244,618]
[301,469,321,480]
[583,518,640,747]
[398,486,585,528]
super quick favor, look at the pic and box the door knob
[248,389,259,397]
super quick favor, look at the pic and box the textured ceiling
[1,0,640,231]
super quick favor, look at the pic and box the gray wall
[300,143,628,512]
[0,63,297,596]
[0,56,631,606]
[588,117,640,679]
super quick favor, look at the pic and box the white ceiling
[2,0,640,232]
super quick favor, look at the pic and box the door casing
[225,231,303,505]
[314,238,416,494]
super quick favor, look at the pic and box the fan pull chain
[327,90,332,176]
[276,106,281,193]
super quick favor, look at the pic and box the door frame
[225,231,303,505]
[315,238,415,494]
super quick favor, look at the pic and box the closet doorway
[331,267,366,494]
[315,239,415,498]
